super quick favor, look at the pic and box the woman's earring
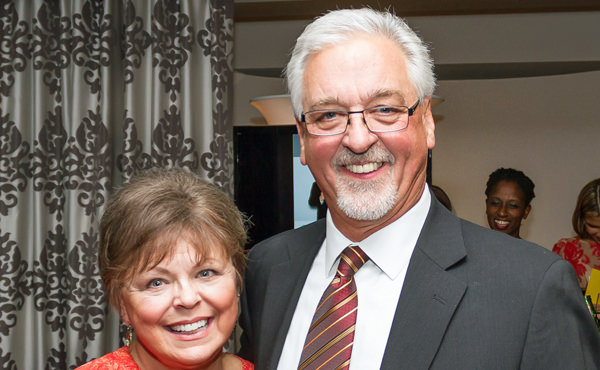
[125,324,133,351]
[319,192,325,205]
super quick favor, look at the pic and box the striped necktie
[298,246,369,370]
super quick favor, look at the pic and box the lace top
[553,237,600,291]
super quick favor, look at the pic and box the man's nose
[341,113,378,153]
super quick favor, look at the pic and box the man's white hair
[285,8,436,117]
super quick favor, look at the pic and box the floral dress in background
[552,237,600,292]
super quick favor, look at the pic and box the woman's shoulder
[240,356,254,370]
[557,236,579,243]
[75,347,139,370]
[228,354,254,370]
[553,236,581,248]
[553,236,599,250]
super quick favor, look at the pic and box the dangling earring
[319,192,325,205]
[124,324,133,351]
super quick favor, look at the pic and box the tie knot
[337,246,369,279]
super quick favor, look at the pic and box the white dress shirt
[278,186,431,369]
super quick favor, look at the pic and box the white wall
[234,12,600,249]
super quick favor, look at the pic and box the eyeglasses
[301,100,420,136]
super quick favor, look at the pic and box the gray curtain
[0,0,234,367]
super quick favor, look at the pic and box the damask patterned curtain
[0,0,234,367]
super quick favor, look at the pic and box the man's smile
[344,162,384,174]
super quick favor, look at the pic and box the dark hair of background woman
[485,167,536,206]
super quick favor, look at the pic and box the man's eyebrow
[369,89,405,102]
[307,98,340,111]
[307,90,405,111]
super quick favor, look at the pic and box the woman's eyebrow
[585,220,600,228]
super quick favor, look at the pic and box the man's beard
[334,145,397,221]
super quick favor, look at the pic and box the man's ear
[296,118,307,165]
[422,97,435,150]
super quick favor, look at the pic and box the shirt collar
[325,184,431,279]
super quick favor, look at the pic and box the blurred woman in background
[484,168,535,239]
[431,184,453,213]
[553,178,600,292]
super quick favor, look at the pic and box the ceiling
[233,1,600,79]
[237,61,600,81]
[234,0,600,22]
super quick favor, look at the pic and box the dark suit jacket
[239,198,600,369]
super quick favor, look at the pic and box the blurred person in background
[431,184,453,213]
[553,178,600,292]
[485,167,535,239]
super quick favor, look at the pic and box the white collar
[325,184,431,279]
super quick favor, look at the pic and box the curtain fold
[0,0,234,367]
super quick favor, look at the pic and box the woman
[78,168,253,369]
[484,168,535,239]
[552,178,600,292]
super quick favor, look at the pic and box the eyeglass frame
[300,99,420,136]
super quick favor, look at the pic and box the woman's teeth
[494,220,509,228]
[345,162,382,174]
[170,320,208,333]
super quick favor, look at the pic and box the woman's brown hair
[99,167,247,308]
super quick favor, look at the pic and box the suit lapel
[261,221,326,369]
[381,200,468,369]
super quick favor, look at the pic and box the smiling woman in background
[484,168,535,239]
[77,167,252,370]
[552,178,600,292]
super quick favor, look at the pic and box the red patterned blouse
[76,346,254,370]
[552,237,600,291]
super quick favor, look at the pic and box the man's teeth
[345,162,382,174]
[170,320,208,333]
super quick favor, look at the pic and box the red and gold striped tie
[298,246,369,370]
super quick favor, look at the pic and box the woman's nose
[174,283,201,308]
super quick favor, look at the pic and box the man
[239,8,600,369]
